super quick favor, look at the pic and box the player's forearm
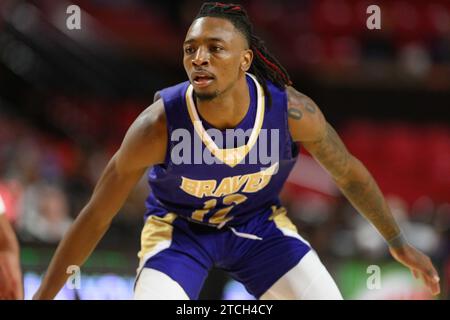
[34,206,112,299]
[34,156,148,299]
[334,156,401,242]
[0,216,19,253]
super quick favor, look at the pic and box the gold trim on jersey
[185,73,265,168]
[269,205,298,233]
[137,213,177,262]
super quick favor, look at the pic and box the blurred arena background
[0,0,449,300]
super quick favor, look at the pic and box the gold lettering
[180,163,279,197]
[192,199,216,221]
[180,176,199,197]
[197,180,217,197]
[242,172,262,193]
[212,177,232,197]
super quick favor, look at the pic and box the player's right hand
[0,251,23,299]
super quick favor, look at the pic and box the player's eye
[211,46,224,52]
[184,46,195,54]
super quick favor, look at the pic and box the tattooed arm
[286,86,440,296]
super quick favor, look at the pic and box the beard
[194,89,220,101]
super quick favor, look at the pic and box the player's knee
[261,250,343,300]
[301,269,343,300]
[134,268,189,300]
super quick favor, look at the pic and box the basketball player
[34,3,440,300]
[0,195,23,299]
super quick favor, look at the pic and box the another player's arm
[33,99,167,300]
[0,210,23,300]
[286,86,440,296]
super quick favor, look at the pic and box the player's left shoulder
[286,86,327,143]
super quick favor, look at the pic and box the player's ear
[241,49,253,72]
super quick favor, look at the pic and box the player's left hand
[389,244,440,296]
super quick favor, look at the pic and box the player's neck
[196,76,250,130]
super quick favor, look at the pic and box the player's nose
[192,47,209,67]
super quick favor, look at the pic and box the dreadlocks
[195,2,292,106]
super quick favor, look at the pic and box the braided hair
[195,2,292,106]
